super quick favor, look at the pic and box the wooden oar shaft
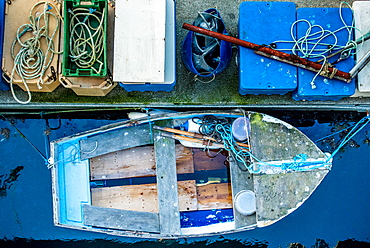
[160,132,224,148]
[154,125,250,148]
[182,23,351,82]
[154,125,206,139]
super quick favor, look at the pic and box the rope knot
[319,62,337,79]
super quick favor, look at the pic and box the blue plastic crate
[238,1,297,95]
[292,8,355,101]
[0,0,9,91]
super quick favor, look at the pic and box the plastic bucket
[234,190,256,216]
[232,117,250,142]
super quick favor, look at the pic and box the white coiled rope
[68,7,105,74]
[10,1,62,104]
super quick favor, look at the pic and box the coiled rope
[272,2,360,88]
[198,115,334,174]
[10,2,62,104]
[68,7,105,74]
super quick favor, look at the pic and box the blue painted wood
[238,2,297,95]
[293,8,355,101]
[180,209,234,228]
[55,140,91,227]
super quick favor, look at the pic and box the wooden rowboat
[49,110,332,238]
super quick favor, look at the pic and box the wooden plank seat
[229,158,257,228]
[90,144,194,180]
[83,205,160,233]
[80,124,153,160]
[153,122,181,235]
[91,180,198,212]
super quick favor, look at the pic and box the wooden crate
[58,1,115,96]
[59,75,116,96]
[1,0,61,92]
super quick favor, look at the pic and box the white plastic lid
[232,117,250,142]
[234,190,256,216]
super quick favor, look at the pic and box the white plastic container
[232,117,250,142]
[182,119,201,133]
[234,190,256,216]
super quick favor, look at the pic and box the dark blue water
[0,111,369,247]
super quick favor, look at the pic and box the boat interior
[81,119,257,236]
[52,112,330,238]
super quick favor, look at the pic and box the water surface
[0,111,369,247]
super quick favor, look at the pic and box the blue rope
[213,122,331,173]
[315,122,357,143]
[325,116,370,162]
[214,124,257,173]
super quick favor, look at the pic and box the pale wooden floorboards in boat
[91,180,198,212]
[91,181,232,212]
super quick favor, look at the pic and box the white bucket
[234,190,256,216]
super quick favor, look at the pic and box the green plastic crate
[63,0,107,77]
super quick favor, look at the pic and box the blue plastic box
[292,8,355,101]
[119,82,175,92]
[0,0,9,91]
[238,1,297,95]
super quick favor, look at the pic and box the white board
[113,0,166,82]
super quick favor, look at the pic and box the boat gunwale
[49,110,247,145]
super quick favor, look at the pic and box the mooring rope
[9,2,62,104]
[199,116,332,173]
[0,114,48,164]
[272,2,360,88]
[323,115,370,162]
[68,7,105,74]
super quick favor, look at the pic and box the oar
[160,132,225,148]
[154,125,250,149]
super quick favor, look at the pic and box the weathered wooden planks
[193,148,228,171]
[197,183,233,210]
[229,159,256,228]
[92,182,159,213]
[154,123,181,235]
[91,180,198,213]
[83,205,160,233]
[80,124,152,160]
[90,144,194,180]
[91,180,232,212]
[178,180,198,211]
